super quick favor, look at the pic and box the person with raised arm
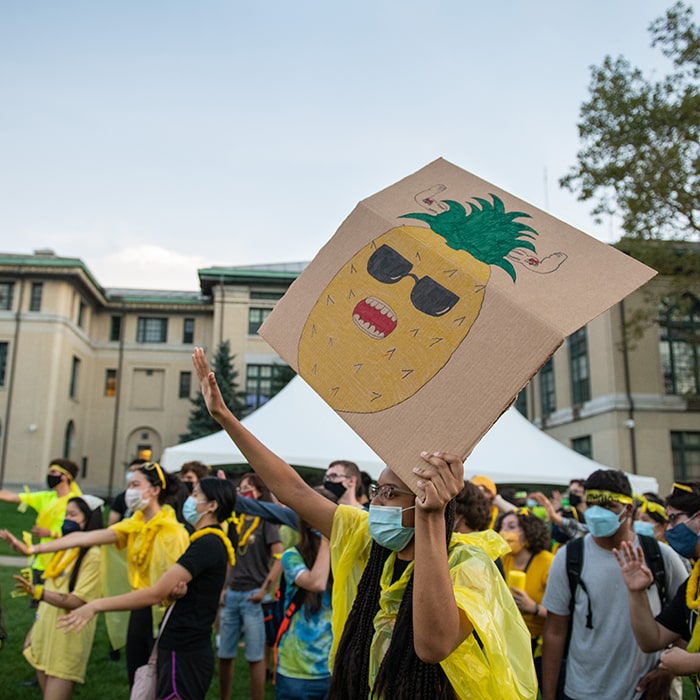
[192,347,536,700]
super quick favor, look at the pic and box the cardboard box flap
[260,158,656,490]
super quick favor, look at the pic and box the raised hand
[192,347,227,420]
[412,451,464,513]
[0,529,29,555]
[613,540,653,591]
[12,574,34,597]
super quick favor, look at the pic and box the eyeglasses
[369,484,414,501]
[324,473,349,483]
[367,244,460,317]
[667,511,694,526]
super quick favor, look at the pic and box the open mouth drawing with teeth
[352,297,398,339]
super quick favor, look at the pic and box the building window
[672,431,700,481]
[0,342,7,387]
[0,282,14,310]
[69,356,80,398]
[110,315,122,341]
[29,282,43,311]
[514,389,527,418]
[246,364,274,409]
[572,435,592,459]
[248,308,272,335]
[183,318,195,344]
[64,420,75,459]
[179,371,192,399]
[77,300,86,328]
[660,295,700,396]
[540,358,556,415]
[569,327,591,405]
[105,369,117,397]
[137,317,168,343]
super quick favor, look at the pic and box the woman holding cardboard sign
[192,347,536,700]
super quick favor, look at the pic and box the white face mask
[125,488,148,512]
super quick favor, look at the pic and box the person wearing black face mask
[0,458,81,604]
[0,495,103,698]
[323,460,365,509]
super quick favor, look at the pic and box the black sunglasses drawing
[367,245,460,317]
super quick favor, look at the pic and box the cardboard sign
[259,158,656,490]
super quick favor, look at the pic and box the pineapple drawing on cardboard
[298,186,567,413]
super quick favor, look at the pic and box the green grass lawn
[0,501,273,699]
[2,502,697,699]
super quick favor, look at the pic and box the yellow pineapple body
[298,225,490,413]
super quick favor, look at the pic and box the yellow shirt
[19,488,81,570]
[24,546,101,682]
[501,549,554,639]
[329,505,537,700]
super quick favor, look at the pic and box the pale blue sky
[0,1,679,289]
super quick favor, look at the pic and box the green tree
[180,340,246,441]
[561,1,699,241]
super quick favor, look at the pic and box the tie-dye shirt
[277,547,332,680]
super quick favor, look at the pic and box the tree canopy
[180,339,246,441]
[561,2,699,240]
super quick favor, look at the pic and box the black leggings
[126,606,155,686]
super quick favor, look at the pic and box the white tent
[161,376,657,493]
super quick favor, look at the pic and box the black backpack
[565,533,667,630]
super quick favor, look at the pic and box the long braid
[329,541,392,699]
[373,499,457,699]
[331,500,458,699]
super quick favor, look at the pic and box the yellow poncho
[330,505,537,700]
[106,505,189,644]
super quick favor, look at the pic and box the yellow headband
[673,482,694,494]
[637,495,668,521]
[49,464,73,481]
[142,462,166,489]
[586,489,634,505]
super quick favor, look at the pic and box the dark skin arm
[193,347,336,537]
[542,612,568,700]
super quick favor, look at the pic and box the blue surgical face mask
[526,499,538,509]
[633,520,657,538]
[368,504,415,551]
[183,496,204,526]
[61,519,82,536]
[666,519,699,558]
[585,505,627,538]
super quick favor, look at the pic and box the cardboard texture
[260,158,656,490]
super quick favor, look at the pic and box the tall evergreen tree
[180,340,246,441]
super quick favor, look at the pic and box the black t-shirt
[656,579,700,699]
[159,530,228,652]
[110,491,128,519]
[656,578,693,641]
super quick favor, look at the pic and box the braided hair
[329,500,458,699]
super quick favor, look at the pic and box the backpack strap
[638,533,667,608]
[566,536,593,629]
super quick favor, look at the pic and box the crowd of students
[1,345,700,699]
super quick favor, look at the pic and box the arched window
[64,420,75,459]
[659,294,700,396]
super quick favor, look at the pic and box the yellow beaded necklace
[687,559,700,612]
[236,515,260,553]
[42,548,80,580]
[191,527,235,565]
